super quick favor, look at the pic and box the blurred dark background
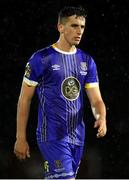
[0,0,129,178]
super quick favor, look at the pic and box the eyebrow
[71,24,85,28]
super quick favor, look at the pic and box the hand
[94,119,107,138]
[14,139,30,160]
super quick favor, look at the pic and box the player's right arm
[14,81,36,160]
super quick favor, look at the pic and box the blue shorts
[37,140,84,179]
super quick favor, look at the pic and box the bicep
[19,81,36,101]
[85,86,103,106]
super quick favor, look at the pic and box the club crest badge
[80,62,87,71]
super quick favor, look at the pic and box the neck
[55,38,76,52]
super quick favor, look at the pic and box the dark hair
[58,6,87,23]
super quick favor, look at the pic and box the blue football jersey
[23,44,99,146]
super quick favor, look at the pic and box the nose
[77,26,82,35]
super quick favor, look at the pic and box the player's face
[59,15,86,46]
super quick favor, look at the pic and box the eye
[71,24,78,28]
[81,25,85,29]
[71,24,85,29]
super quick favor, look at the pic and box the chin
[74,42,80,46]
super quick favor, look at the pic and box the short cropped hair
[58,6,87,24]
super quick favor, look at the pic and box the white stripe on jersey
[39,77,47,141]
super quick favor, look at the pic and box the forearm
[91,100,106,121]
[16,97,31,141]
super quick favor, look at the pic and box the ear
[57,23,64,34]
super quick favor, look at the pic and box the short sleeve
[85,56,99,89]
[23,52,45,86]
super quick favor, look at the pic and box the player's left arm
[85,86,107,138]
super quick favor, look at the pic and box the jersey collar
[52,44,77,55]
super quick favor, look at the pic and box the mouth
[74,37,81,41]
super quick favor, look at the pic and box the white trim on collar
[52,44,77,54]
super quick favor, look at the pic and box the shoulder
[30,46,53,60]
[28,45,55,65]
[77,48,95,63]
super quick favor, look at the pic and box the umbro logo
[52,64,60,70]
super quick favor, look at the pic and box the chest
[48,54,88,80]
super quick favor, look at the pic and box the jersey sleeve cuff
[85,82,99,89]
[23,77,38,86]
